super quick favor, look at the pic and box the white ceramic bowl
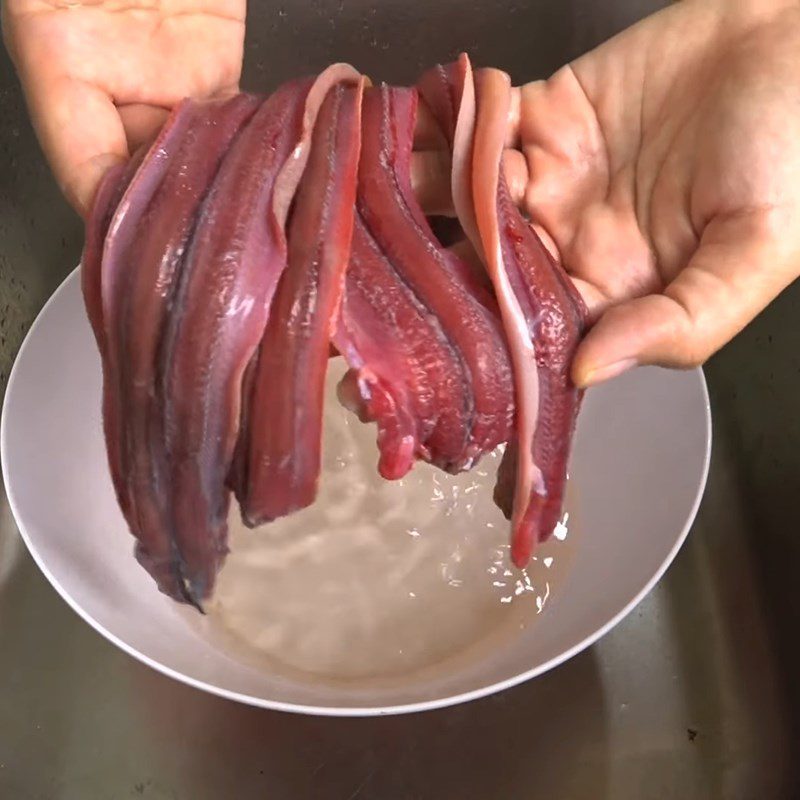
[1,269,711,715]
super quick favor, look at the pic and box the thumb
[572,209,798,387]
[19,68,128,217]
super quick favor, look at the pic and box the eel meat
[334,83,514,479]
[420,54,587,567]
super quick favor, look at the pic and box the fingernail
[580,358,637,387]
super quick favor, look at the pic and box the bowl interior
[1,270,710,714]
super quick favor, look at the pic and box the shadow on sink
[130,643,610,800]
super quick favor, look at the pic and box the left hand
[3,0,245,216]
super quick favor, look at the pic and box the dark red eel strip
[125,96,261,605]
[98,107,196,599]
[334,214,439,479]
[335,84,513,478]
[155,81,325,606]
[423,55,587,567]
[81,158,134,517]
[237,80,364,525]
[83,145,156,522]
[87,67,362,605]
[95,96,260,603]
[157,67,361,605]
[335,214,448,479]
[82,162,127,355]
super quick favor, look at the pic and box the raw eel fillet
[95,94,261,605]
[86,63,365,605]
[84,55,589,605]
[81,156,138,518]
[422,55,587,567]
[156,70,364,606]
[237,80,364,525]
[335,84,514,479]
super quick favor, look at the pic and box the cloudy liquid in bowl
[182,364,577,685]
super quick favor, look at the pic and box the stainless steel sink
[0,1,796,797]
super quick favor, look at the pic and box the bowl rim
[1,266,713,717]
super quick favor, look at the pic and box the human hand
[416,0,800,386]
[2,0,244,216]
[510,0,800,385]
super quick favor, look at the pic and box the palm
[3,0,244,211]
[509,0,800,377]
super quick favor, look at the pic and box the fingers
[118,104,170,153]
[515,68,609,253]
[22,73,128,216]
[507,87,521,148]
[502,148,528,209]
[411,148,527,215]
[572,209,798,386]
[414,87,520,149]
[412,81,522,216]
[414,100,447,149]
[570,276,610,320]
[411,150,454,216]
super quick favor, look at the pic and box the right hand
[415,0,800,387]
